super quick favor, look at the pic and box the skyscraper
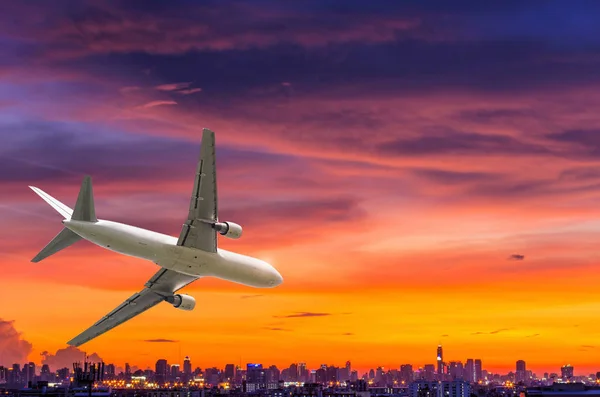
[171,364,180,379]
[400,364,413,384]
[245,364,266,392]
[465,360,474,383]
[289,363,298,381]
[155,359,168,384]
[299,363,308,382]
[437,345,444,376]
[474,360,482,382]
[516,360,526,383]
[184,357,192,376]
[224,364,235,380]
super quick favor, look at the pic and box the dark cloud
[0,119,298,187]
[3,1,600,100]
[144,339,178,343]
[441,334,449,337]
[546,129,600,158]
[410,168,497,185]
[41,346,102,369]
[378,130,551,157]
[0,120,197,185]
[581,345,595,348]
[457,108,536,123]
[342,332,354,336]
[0,319,33,366]
[275,312,331,318]
[263,327,291,332]
[509,254,525,261]
[240,294,263,299]
[525,333,540,338]
[224,197,364,227]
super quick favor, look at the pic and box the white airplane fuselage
[63,219,283,288]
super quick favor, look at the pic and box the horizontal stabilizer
[29,186,73,219]
[31,227,82,263]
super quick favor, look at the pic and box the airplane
[29,128,284,347]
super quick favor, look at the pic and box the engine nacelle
[213,221,242,239]
[165,294,196,311]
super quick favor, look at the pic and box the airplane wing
[176,128,219,252]
[67,268,198,347]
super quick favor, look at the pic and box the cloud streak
[144,339,179,343]
[275,312,332,319]
[472,328,511,335]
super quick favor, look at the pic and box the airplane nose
[270,268,283,287]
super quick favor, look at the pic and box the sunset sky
[2,0,600,376]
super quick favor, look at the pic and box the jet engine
[213,221,242,239]
[165,294,196,311]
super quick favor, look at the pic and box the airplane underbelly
[70,223,165,261]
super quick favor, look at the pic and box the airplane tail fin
[71,175,98,222]
[29,175,97,262]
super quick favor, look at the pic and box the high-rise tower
[184,356,192,376]
[516,360,526,383]
[437,345,444,376]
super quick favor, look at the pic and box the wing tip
[66,338,81,347]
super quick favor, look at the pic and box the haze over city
[2,0,600,378]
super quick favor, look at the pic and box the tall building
[155,359,168,384]
[125,363,131,376]
[245,364,266,392]
[437,345,444,376]
[40,365,51,382]
[288,363,298,382]
[465,360,474,383]
[224,364,235,380]
[171,364,180,379]
[516,360,526,383]
[299,363,308,382]
[266,365,280,383]
[183,357,192,376]
[474,360,482,382]
[57,368,69,382]
[448,362,458,380]
[424,365,436,382]
[561,365,574,380]
[106,364,116,379]
[400,364,414,384]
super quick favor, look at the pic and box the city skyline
[2,0,600,376]
[0,343,593,378]
[0,354,588,381]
